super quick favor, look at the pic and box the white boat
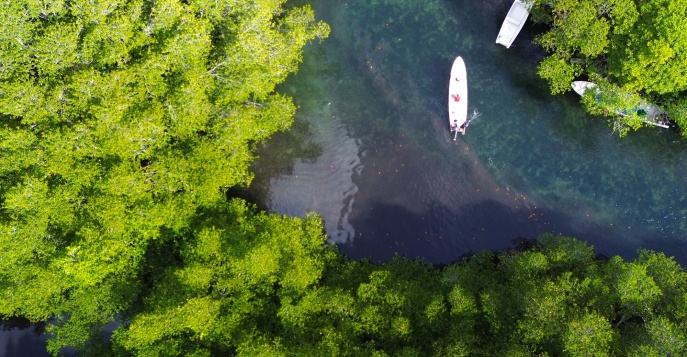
[495,0,532,48]
[571,81,596,97]
[571,81,671,128]
[448,56,468,138]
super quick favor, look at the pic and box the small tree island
[529,0,687,136]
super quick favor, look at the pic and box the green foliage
[661,94,687,137]
[0,0,328,353]
[537,54,583,95]
[578,79,645,136]
[608,0,687,94]
[637,250,687,319]
[431,235,686,356]
[606,256,662,322]
[534,0,613,58]
[531,0,687,135]
[563,312,616,357]
[619,317,687,356]
[532,0,637,93]
[111,200,334,356]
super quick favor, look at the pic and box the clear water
[249,0,687,264]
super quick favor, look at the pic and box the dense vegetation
[529,0,687,136]
[1,0,687,356]
[0,0,328,353]
[116,233,683,357]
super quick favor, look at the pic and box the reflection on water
[0,325,49,357]
[269,110,361,243]
[0,318,77,357]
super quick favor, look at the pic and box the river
[4,0,687,355]
[247,0,687,264]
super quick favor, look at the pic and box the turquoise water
[251,0,687,263]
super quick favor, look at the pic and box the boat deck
[495,1,531,48]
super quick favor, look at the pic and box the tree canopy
[112,233,687,356]
[0,0,328,353]
[530,0,687,135]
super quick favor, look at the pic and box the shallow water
[250,0,687,264]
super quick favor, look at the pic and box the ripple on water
[269,112,362,243]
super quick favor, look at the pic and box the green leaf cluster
[109,232,687,357]
[531,0,687,135]
[0,0,328,353]
[111,200,335,356]
[608,0,687,95]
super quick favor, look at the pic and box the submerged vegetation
[529,0,687,136]
[1,0,687,356]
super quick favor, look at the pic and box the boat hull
[571,81,596,96]
[448,56,468,134]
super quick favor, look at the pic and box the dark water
[0,319,49,357]
[5,0,687,354]
[250,0,687,265]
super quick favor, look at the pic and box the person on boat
[451,94,460,102]
[450,120,458,132]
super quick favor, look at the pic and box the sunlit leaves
[216,2,329,103]
[111,200,332,356]
[430,235,687,355]
[563,313,616,357]
[518,280,568,344]
[0,0,329,353]
[606,256,662,323]
[608,0,687,94]
[0,2,36,81]
[106,230,687,356]
[533,0,687,135]
[537,53,583,95]
[637,250,687,320]
[535,0,611,57]
[532,0,639,94]
[539,233,595,272]
[446,285,476,316]
[619,316,687,357]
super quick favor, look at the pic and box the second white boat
[496,0,532,49]
[571,81,671,129]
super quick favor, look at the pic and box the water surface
[250,0,687,264]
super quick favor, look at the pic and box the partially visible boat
[571,81,596,97]
[571,81,671,128]
[495,0,532,48]
[448,56,468,138]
